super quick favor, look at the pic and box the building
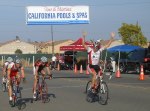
[0,37,36,54]
[40,39,74,54]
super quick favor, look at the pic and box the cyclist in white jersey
[2,57,13,85]
[82,32,115,91]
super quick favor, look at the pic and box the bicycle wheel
[85,81,94,103]
[41,82,49,103]
[17,86,22,99]
[85,80,92,94]
[98,81,109,105]
[2,83,7,92]
[11,92,17,107]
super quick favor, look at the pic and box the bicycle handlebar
[37,74,53,79]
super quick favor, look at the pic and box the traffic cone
[139,65,144,80]
[74,64,77,73]
[115,66,121,78]
[80,65,83,74]
[86,65,89,75]
[57,63,60,71]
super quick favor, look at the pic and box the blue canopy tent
[107,44,144,52]
[107,45,145,73]
[107,44,145,62]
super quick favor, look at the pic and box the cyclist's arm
[82,35,88,50]
[103,32,115,49]
[46,66,51,75]
[34,66,39,76]
[2,65,7,77]
[20,66,25,78]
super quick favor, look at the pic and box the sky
[0,0,150,43]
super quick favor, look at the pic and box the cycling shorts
[88,64,100,74]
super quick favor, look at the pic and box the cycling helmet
[40,56,48,63]
[15,59,21,64]
[6,57,13,63]
[94,39,102,49]
[96,39,102,43]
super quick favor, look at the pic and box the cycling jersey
[87,47,104,65]
[4,61,9,67]
[3,62,10,74]
[7,62,22,78]
[34,60,50,73]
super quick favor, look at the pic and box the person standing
[51,54,57,70]
[109,53,116,79]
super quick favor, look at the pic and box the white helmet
[96,39,102,43]
[41,56,48,63]
[15,59,21,64]
[94,39,102,49]
[6,57,13,63]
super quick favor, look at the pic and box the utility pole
[51,25,54,55]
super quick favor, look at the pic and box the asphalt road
[0,69,150,111]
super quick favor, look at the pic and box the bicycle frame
[35,75,49,103]
[10,76,22,107]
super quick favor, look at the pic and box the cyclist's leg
[87,66,97,89]
[33,73,38,98]
[16,73,22,94]
[8,77,13,104]
[16,72,21,85]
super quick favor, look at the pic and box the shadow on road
[53,76,90,79]
[48,93,56,98]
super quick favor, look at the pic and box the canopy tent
[60,37,93,51]
[107,44,144,52]
[60,37,93,69]
[107,44,145,70]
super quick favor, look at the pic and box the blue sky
[0,0,150,42]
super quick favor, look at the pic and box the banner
[26,6,89,25]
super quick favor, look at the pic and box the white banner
[26,6,89,25]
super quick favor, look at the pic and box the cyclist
[82,32,115,92]
[7,59,26,105]
[2,57,13,91]
[33,56,52,99]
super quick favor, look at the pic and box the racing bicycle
[9,76,26,110]
[34,74,51,103]
[85,71,109,105]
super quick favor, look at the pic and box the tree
[15,49,22,54]
[118,23,147,47]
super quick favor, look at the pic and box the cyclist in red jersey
[82,32,115,92]
[7,59,25,105]
[33,56,52,99]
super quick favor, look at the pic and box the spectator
[51,54,57,70]
[109,53,116,79]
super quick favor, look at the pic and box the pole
[2,56,3,66]
[51,25,54,55]
[33,56,35,74]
